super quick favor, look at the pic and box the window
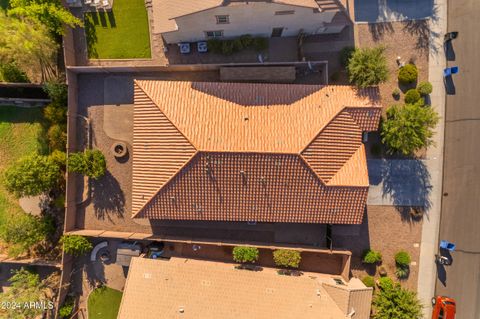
[215,15,229,24]
[205,30,224,38]
[275,10,295,15]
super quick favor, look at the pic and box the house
[152,0,349,44]
[132,81,381,224]
[117,257,373,319]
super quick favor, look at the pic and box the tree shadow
[381,159,432,219]
[91,171,125,221]
[367,22,394,42]
[401,19,435,55]
[98,11,108,28]
[444,40,455,61]
[107,10,116,28]
[84,16,98,59]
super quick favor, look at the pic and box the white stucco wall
[162,2,338,43]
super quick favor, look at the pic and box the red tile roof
[132,81,381,223]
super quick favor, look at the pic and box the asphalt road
[435,1,480,318]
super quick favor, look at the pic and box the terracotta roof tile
[132,84,197,213]
[132,81,380,223]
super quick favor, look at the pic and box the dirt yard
[356,20,430,109]
[334,205,423,291]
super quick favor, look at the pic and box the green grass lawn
[84,0,151,59]
[0,106,46,225]
[88,287,123,319]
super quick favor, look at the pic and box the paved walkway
[416,0,447,316]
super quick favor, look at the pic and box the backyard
[0,106,46,231]
[88,286,123,319]
[84,0,151,59]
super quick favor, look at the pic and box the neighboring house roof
[118,257,371,319]
[132,81,381,223]
[153,0,321,34]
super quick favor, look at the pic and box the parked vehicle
[432,296,456,319]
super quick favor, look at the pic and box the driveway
[367,159,432,207]
[354,0,434,22]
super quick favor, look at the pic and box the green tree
[0,268,57,319]
[4,153,63,197]
[43,79,68,105]
[0,214,54,257]
[404,89,421,104]
[273,249,301,268]
[61,235,93,256]
[232,246,259,263]
[8,0,82,35]
[47,124,67,151]
[43,102,67,124]
[373,281,422,319]
[394,251,411,267]
[0,62,29,82]
[381,103,440,155]
[347,46,388,88]
[0,13,57,81]
[68,149,107,180]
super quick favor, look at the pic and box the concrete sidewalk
[416,0,447,316]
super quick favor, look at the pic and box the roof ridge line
[134,80,200,150]
[132,150,199,218]
[298,153,328,186]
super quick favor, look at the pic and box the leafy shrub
[417,81,433,95]
[252,37,268,51]
[221,40,235,55]
[347,46,388,88]
[61,235,92,256]
[232,246,259,263]
[43,102,67,124]
[377,277,394,290]
[239,34,253,48]
[273,249,301,268]
[0,62,29,83]
[59,297,75,318]
[0,214,54,257]
[381,103,440,155]
[207,39,222,54]
[392,88,401,100]
[67,149,106,180]
[395,265,410,279]
[339,46,355,68]
[373,280,422,319]
[47,124,67,151]
[395,251,411,267]
[404,89,421,104]
[362,275,375,288]
[43,79,68,105]
[398,64,418,84]
[4,153,63,197]
[362,249,382,264]
[232,38,244,51]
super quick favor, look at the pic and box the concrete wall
[162,2,338,43]
[65,70,78,233]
